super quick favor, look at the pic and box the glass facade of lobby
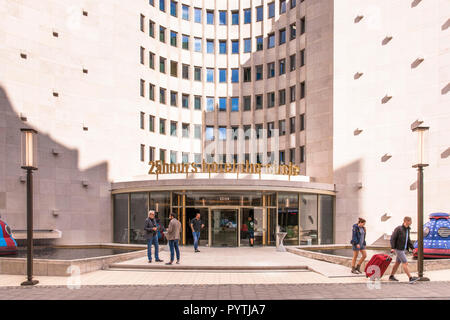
[113,191,334,247]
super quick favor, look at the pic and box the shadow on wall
[0,86,111,244]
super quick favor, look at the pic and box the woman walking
[350,218,367,274]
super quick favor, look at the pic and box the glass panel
[185,191,262,206]
[149,192,171,241]
[300,194,318,245]
[267,208,277,245]
[212,209,238,247]
[277,193,299,245]
[114,194,129,243]
[186,208,209,245]
[319,195,334,244]
[129,193,148,244]
[241,208,264,246]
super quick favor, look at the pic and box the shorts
[352,243,366,251]
[248,231,254,239]
[395,250,408,263]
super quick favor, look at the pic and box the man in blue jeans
[190,212,204,252]
[165,212,182,265]
[144,210,163,263]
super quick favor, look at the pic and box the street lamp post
[412,125,430,282]
[20,128,39,286]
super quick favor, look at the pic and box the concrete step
[108,263,309,271]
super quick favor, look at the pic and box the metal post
[417,165,429,281]
[21,169,38,286]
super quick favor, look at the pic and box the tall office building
[0,0,448,246]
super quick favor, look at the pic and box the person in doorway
[247,216,255,247]
[350,218,367,274]
[144,210,163,263]
[389,216,419,283]
[166,212,182,265]
[190,212,204,252]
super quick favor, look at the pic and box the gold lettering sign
[148,160,301,177]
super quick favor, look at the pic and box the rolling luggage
[364,253,392,280]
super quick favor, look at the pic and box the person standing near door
[190,212,204,253]
[166,212,182,265]
[247,216,255,247]
[144,210,163,263]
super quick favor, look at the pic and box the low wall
[0,245,147,277]
[287,245,450,275]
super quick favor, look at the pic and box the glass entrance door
[211,208,238,247]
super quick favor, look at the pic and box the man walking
[389,216,419,283]
[190,212,204,252]
[144,210,163,263]
[166,212,182,265]
[247,216,255,247]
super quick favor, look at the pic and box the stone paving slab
[1,282,450,300]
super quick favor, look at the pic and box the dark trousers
[169,239,180,262]
[147,235,159,261]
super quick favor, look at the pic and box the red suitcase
[364,254,392,280]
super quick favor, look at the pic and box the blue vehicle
[413,213,450,258]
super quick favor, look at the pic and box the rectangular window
[300,113,305,131]
[194,37,202,52]
[206,39,214,53]
[182,123,190,138]
[160,88,166,104]
[231,40,239,54]
[206,10,214,24]
[243,96,251,111]
[290,116,295,134]
[289,148,295,163]
[194,67,201,81]
[218,127,226,140]
[279,58,286,75]
[170,31,177,46]
[267,62,275,78]
[206,97,214,112]
[182,94,189,108]
[140,46,145,64]
[206,126,214,140]
[159,57,166,73]
[160,0,166,12]
[300,17,306,34]
[230,97,239,112]
[300,145,305,163]
[219,69,227,83]
[182,152,189,163]
[160,149,166,162]
[268,121,274,138]
[256,36,263,51]
[291,0,297,9]
[140,79,145,97]
[159,26,166,42]
[194,8,201,23]
[170,91,177,106]
[149,52,155,69]
[149,84,155,100]
[290,54,296,71]
[243,67,251,82]
[140,14,145,32]
[244,125,251,140]
[170,121,177,136]
[231,68,239,82]
[279,119,286,136]
[280,0,286,14]
[194,153,201,163]
[149,147,155,162]
[160,118,166,134]
[244,9,251,24]
[206,68,214,82]
[182,35,189,50]
[268,33,275,49]
[170,60,177,77]
[219,11,227,25]
[300,81,306,99]
[149,20,155,37]
[300,49,305,66]
[255,124,263,139]
[290,23,296,40]
[290,85,296,102]
[279,89,286,106]
[231,11,239,25]
[194,125,201,139]
[140,112,145,129]
[279,151,285,164]
[244,38,251,53]
[182,5,189,20]
[182,64,189,79]
[231,126,238,140]
[170,1,177,17]
[194,96,202,110]
[255,94,263,109]
[140,144,145,162]
[279,28,286,45]
[219,40,227,54]
[256,6,263,21]
[267,92,275,108]
[149,115,155,132]
[170,151,177,164]
[218,97,227,111]
[268,2,275,18]
[255,65,263,80]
